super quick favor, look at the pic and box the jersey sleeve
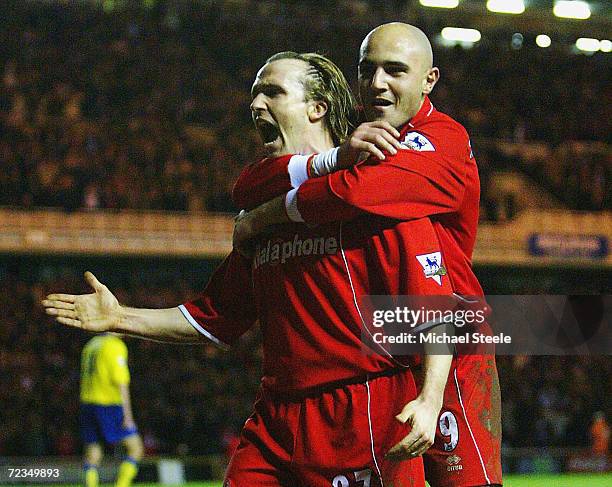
[295,122,471,225]
[233,154,299,210]
[179,251,257,349]
[106,339,130,386]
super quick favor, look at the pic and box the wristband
[311,147,339,176]
[287,154,311,188]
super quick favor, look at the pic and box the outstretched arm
[44,251,257,345]
[43,272,201,342]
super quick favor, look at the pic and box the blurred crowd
[499,356,610,449]
[0,264,261,456]
[0,1,609,216]
[1,263,610,457]
[476,139,609,219]
[0,1,262,213]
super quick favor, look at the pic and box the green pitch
[503,473,612,486]
[129,473,612,487]
[44,474,612,487]
[138,480,612,487]
[192,474,612,487]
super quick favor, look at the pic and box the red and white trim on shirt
[285,188,305,223]
[178,304,230,350]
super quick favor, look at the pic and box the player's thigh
[424,355,502,487]
[294,371,425,487]
[225,441,295,487]
[94,405,134,445]
[80,404,101,445]
[225,399,299,487]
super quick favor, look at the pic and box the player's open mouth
[371,98,393,107]
[256,119,281,144]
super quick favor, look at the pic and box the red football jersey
[181,216,453,393]
[232,98,502,485]
[182,98,488,394]
[233,97,483,298]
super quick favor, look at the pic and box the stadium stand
[0,1,609,216]
[0,0,609,480]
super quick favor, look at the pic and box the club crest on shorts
[401,131,435,151]
[416,252,447,286]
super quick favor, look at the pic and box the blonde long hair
[266,52,357,145]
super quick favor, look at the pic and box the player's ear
[308,100,328,123]
[423,67,440,95]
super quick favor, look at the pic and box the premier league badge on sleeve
[416,252,447,285]
[401,131,436,151]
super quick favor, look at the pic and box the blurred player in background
[233,23,502,487]
[590,412,610,456]
[80,333,143,487]
[42,51,457,486]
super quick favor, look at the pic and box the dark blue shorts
[80,404,138,445]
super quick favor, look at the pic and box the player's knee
[124,434,144,461]
[84,443,103,464]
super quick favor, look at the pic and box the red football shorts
[421,354,503,487]
[225,369,426,487]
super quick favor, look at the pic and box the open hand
[42,271,121,332]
